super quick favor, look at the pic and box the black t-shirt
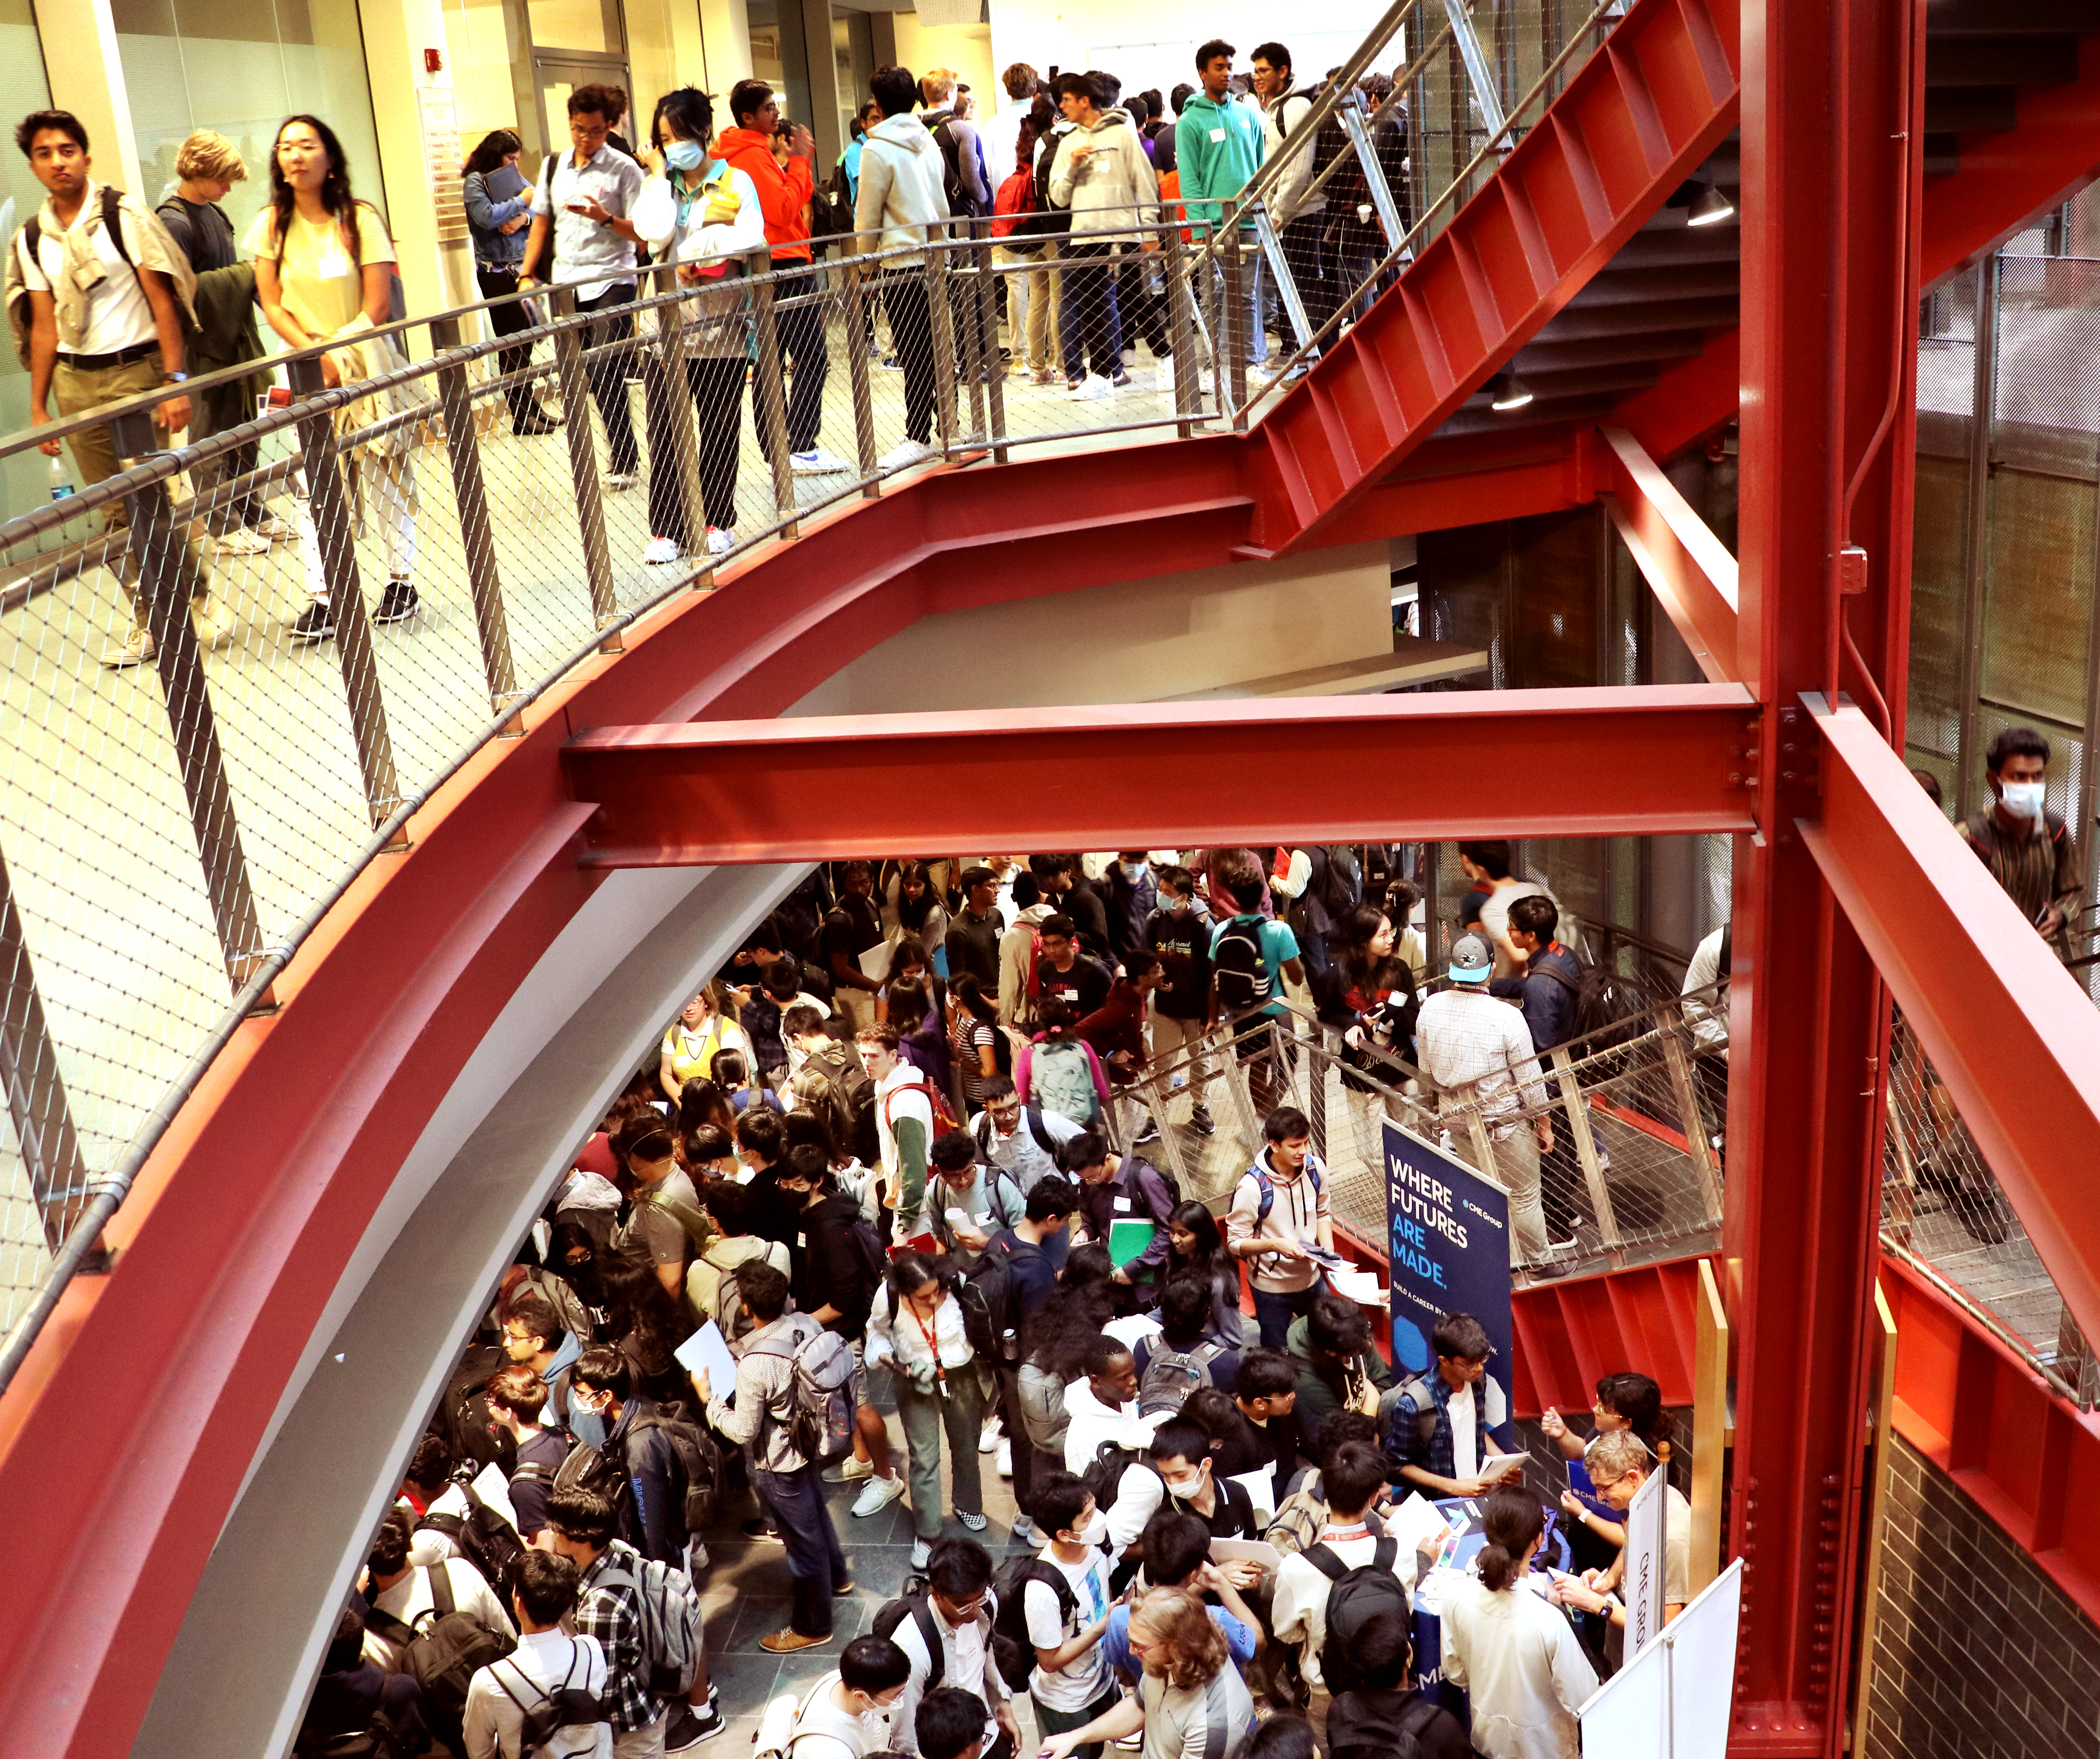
[156,195,236,271]
[1060,877,1113,958]
[1144,908,1213,1020]
[1034,951,1111,1018]
[817,897,883,982]
[1208,1405,1303,1503]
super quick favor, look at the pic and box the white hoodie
[855,110,949,264]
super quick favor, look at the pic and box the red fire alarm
[424,47,444,72]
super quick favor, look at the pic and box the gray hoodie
[855,110,950,265]
[1049,106,1161,245]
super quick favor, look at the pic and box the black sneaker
[666,1695,725,1750]
[1109,369,1133,389]
[375,579,419,625]
[1190,1104,1216,1136]
[289,601,336,644]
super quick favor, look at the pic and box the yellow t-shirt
[243,202,396,339]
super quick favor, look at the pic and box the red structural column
[1728,0,1920,1748]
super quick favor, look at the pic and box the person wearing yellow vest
[660,981,755,1105]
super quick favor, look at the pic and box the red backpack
[884,1072,962,1140]
[991,165,1037,239]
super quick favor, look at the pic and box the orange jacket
[712,127,815,261]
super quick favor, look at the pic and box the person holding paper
[1065,1130,1177,1308]
[1439,1489,1596,1759]
[1193,1353,1305,1509]
[1287,1294,1395,1451]
[1100,1513,1262,1681]
[927,1130,1027,1259]
[1385,1312,1518,1499]
[1548,1429,1689,1628]
[1037,1586,1256,1759]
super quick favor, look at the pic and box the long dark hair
[651,87,715,152]
[1328,904,1406,996]
[1477,1487,1544,1591]
[1164,1200,1227,1283]
[464,127,522,178]
[1020,1279,1115,1380]
[267,113,362,262]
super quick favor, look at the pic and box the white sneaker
[250,515,297,541]
[602,471,638,492]
[852,1473,906,1518]
[997,1439,1013,1479]
[877,437,936,471]
[836,1456,875,1483]
[790,446,851,475]
[642,535,680,564]
[100,627,156,669]
[196,592,237,650]
[1065,374,1112,401]
[214,528,271,556]
[1011,1514,1036,1545]
[704,527,737,556]
[979,1415,1003,1454]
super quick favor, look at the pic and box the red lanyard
[910,1300,949,1392]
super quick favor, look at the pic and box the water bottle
[47,452,72,502]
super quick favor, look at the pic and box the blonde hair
[174,129,246,184]
[1587,1429,1653,1486]
[1129,1587,1227,1690]
[921,67,960,103]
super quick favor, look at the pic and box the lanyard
[910,1300,950,1397]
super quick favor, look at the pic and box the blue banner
[1384,1118,1516,1444]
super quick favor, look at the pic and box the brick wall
[1864,1435,2100,1759]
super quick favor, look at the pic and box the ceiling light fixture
[1688,183,1735,227]
[1490,372,1535,411]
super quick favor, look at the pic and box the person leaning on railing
[4,107,214,670]
[632,85,767,563]
[249,113,428,642]
[461,127,559,436]
[852,62,951,472]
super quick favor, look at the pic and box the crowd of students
[6,25,1416,667]
[287,852,1691,1759]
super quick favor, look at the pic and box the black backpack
[1137,1337,1228,1418]
[414,1472,527,1598]
[1536,953,1648,1051]
[629,1402,724,1535]
[957,1250,1024,1363]
[1381,1374,1441,1468]
[1302,1534,1412,1694]
[434,1344,516,1475]
[989,1554,1077,1690]
[923,110,987,218]
[366,1565,516,1740]
[872,1578,947,1686]
[1081,1437,1158,1512]
[293,1717,409,1759]
[1326,1692,1448,1759]
[810,156,858,252]
[488,1640,608,1757]
[1013,129,1074,239]
[1212,917,1272,1014]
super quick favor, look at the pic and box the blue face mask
[1120,863,1147,884]
[665,138,705,172]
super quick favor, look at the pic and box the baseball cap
[1448,933,1493,983]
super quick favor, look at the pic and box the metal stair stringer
[1243,0,1742,558]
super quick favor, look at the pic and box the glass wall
[110,0,385,243]
[0,0,51,525]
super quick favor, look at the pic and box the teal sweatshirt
[1173,91,1267,234]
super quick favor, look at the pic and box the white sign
[1576,1558,1744,1759]
[1623,1465,1668,1657]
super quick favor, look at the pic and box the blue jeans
[1058,246,1124,381]
[753,1459,848,1636]
[1251,1281,1321,1353]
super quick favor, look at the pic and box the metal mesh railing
[1102,983,1726,1282]
[1879,1013,2091,1404]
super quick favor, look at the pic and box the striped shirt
[1961,809,2082,957]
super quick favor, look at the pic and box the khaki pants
[54,351,208,626]
[1000,242,1060,372]
[1147,1013,1213,1120]
[612,1713,668,1757]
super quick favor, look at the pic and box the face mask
[1121,863,1147,883]
[665,138,705,171]
[2001,780,2046,820]
[1159,893,1188,913]
[1079,1508,1111,1545]
[1164,1472,1204,1499]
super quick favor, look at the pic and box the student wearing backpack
[972,1076,1083,1195]
[860,1021,940,1240]
[1063,1129,1177,1305]
[997,887,1060,1030]
[1248,43,1331,366]
[774,1146,908,1520]
[1078,953,1168,1146]
[867,1250,991,1567]
[1133,1277,1240,1415]
[1287,1294,1393,1455]
[784,1635,913,1759]
[691,1261,855,1650]
[1208,873,1304,1115]
[1223,1107,1333,1351]
[1412,936,1554,1267]
[1020,1473,1119,1759]
[927,1130,1026,1258]
[1383,1312,1517,1499]
[1039,1585,1255,1759]
[1489,895,1586,1251]
[1268,1442,1413,1744]
[877,1538,1019,1758]
[486,1365,571,1543]
[1031,913,1113,1019]
[686,1179,790,1349]
[1016,999,1111,1129]
[612,1117,707,1302]
[463,1550,611,1759]
[567,1348,693,1569]
[1323,1609,1471,1759]
[361,1509,518,1744]
[1439,1490,1595,1759]
[7,108,214,668]
[1144,867,1218,1134]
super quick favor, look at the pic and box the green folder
[1109,1218,1158,1270]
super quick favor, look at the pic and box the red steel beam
[1599,422,1741,683]
[1804,697,2100,1347]
[560,686,1761,866]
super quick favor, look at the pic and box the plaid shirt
[1385,1372,1457,1480]
[1413,987,1548,1136]
[576,1540,661,1734]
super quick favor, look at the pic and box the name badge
[317,249,351,280]
[1210,127,1227,142]
[796,1231,808,1249]
[1114,1196,1133,1213]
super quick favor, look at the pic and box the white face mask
[2001,780,2046,821]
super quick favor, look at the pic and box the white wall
[788,540,1394,714]
[984,0,1393,114]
